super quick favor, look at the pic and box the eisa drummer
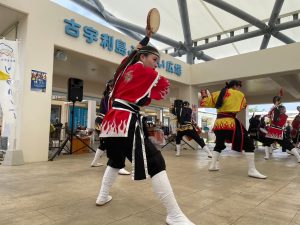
[171,99,212,157]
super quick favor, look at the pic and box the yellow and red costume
[200,88,247,151]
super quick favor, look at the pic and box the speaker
[68,78,83,102]
[174,99,183,108]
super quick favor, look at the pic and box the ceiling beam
[260,0,284,49]
[177,0,194,64]
[193,51,214,61]
[70,0,143,42]
[171,29,264,56]
[90,0,181,48]
[275,19,300,30]
[171,18,300,57]
[203,0,295,44]
[72,0,181,48]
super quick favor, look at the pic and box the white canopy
[59,0,300,63]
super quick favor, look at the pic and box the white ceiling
[74,0,300,62]
[53,47,116,83]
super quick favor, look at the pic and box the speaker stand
[49,101,96,161]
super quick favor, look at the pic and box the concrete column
[87,100,96,129]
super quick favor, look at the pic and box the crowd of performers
[90,28,300,224]
[248,99,300,161]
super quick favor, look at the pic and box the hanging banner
[0,39,19,150]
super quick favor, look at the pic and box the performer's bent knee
[214,143,226,153]
[175,138,182,145]
[148,152,166,177]
[107,159,125,170]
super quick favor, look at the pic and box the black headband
[139,49,160,58]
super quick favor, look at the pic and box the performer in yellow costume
[200,80,267,179]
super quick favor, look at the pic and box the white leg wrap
[287,148,300,163]
[96,166,119,205]
[209,151,220,171]
[91,149,104,166]
[152,171,195,225]
[245,153,267,179]
[176,145,181,156]
[203,145,212,158]
[264,146,270,160]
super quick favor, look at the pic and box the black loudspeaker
[68,78,83,102]
[174,99,183,108]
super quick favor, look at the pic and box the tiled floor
[1,145,300,225]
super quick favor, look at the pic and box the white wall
[0,0,191,162]
[190,42,300,85]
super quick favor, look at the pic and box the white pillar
[87,100,96,129]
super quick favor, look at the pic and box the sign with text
[64,18,182,76]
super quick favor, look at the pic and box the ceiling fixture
[55,50,68,61]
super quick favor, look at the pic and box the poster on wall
[31,70,47,92]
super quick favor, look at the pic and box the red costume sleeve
[150,76,170,100]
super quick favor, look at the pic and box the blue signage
[64,18,182,76]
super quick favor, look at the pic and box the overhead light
[55,50,68,61]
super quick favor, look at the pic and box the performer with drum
[262,97,300,162]
[95,9,195,225]
[171,100,212,157]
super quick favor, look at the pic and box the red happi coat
[265,105,288,140]
[291,114,300,138]
[100,62,169,137]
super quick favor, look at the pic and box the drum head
[147,8,160,33]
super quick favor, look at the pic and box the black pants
[214,130,255,153]
[102,120,165,179]
[176,128,205,148]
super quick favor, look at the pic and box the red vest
[100,62,169,137]
[265,105,288,140]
